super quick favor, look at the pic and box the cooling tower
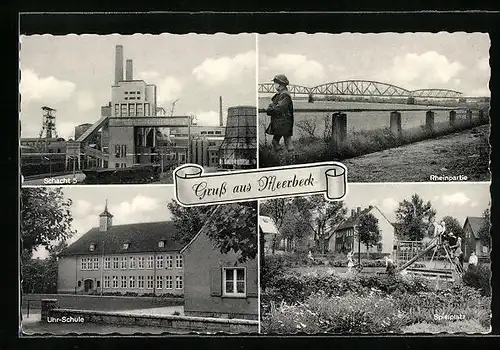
[219,106,257,170]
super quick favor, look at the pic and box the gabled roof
[259,216,279,234]
[58,221,184,257]
[180,206,221,254]
[336,207,372,230]
[464,216,487,238]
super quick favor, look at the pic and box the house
[329,205,395,256]
[57,202,184,295]
[259,216,278,255]
[463,216,490,259]
[180,205,258,320]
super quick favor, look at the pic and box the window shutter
[246,269,258,297]
[210,267,222,297]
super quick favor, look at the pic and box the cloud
[380,51,464,89]
[477,58,490,72]
[110,195,162,225]
[72,200,92,217]
[157,76,183,105]
[471,201,478,208]
[442,192,470,206]
[470,85,490,97]
[261,54,325,86]
[188,110,226,126]
[192,50,256,85]
[76,90,95,112]
[20,69,76,103]
[137,70,160,80]
[381,198,398,213]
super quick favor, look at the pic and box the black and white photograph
[20,186,258,335]
[259,182,491,334]
[258,33,490,182]
[20,34,257,185]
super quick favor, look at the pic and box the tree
[442,216,465,238]
[395,194,436,241]
[356,213,382,258]
[21,187,75,257]
[477,207,491,249]
[293,195,347,253]
[167,200,257,263]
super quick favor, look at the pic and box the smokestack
[126,59,133,80]
[351,209,356,217]
[219,96,223,126]
[115,45,124,85]
[357,207,361,215]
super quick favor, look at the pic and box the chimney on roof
[357,207,361,215]
[126,59,133,80]
[115,45,124,85]
[368,205,373,210]
[351,209,356,217]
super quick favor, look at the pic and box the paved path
[345,125,490,182]
[21,311,193,335]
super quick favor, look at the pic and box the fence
[259,106,489,149]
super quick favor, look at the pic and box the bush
[357,274,431,295]
[402,320,490,334]
[463,263,491,296]
[124,292,138,297]
[261,292,406,333]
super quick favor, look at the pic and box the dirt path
[345,125,490,182]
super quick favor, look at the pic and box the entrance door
[84,279,94,293]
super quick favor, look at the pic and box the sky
[258,32,490,97]
[343,182,490,225]
[32,186,177,259]
[19,33,257,140]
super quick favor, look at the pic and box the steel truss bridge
[258,80,464,99]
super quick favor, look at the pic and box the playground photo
[258,33,490,182]
[259,182,491,334]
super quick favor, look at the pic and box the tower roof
[99,199,114,218]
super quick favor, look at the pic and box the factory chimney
[114,45,124,85]
[219,96,223,126]
[126,59,133,80]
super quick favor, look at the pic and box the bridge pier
[449,110,457,128]
[331,112,347,150]
[426,111,435,133]
[466,109,473,125]
[389,111,402,138]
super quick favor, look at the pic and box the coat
[265,89,294,137]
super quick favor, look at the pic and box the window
[138,257,145,269]
[136,103,143,116]
[78,281,82,288]
[96,281,101,288]
[156,255,164,269]
[165,255,173,268]
[121,276,127,288]
[112,276,118,288]
[156,275,163,289]
[223,268,246,296]
[136,91,141,94]
[175,276,183,289]
[93,257,99,270]
[147,256,154,269]
[81,258,88,270]
[104,257,111,270]
[215,131,222,135]
[147,276,154,289]
[165,276,173,289]
[129,257,136,269]
[145,103,150,116]
[125,97,128,100]
[158,241,164,248]
[121,257,128,269]
[175,255,183,268]
[104,276,110,288]
[120,104,127,117]
[208,131,214,135]
[129,91,136,94]
[123,243,129,250]
[89,244,95,252]
[125,91,129,94]
[113,257,119,269]
[138,276,145,289]
[201,131,207,135]
[129,103,136,116]
[114,104,119,116]
[115,145,121,158]
[208,141,216,146]
[129,276,136,288]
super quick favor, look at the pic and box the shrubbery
[463,264,491,296]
